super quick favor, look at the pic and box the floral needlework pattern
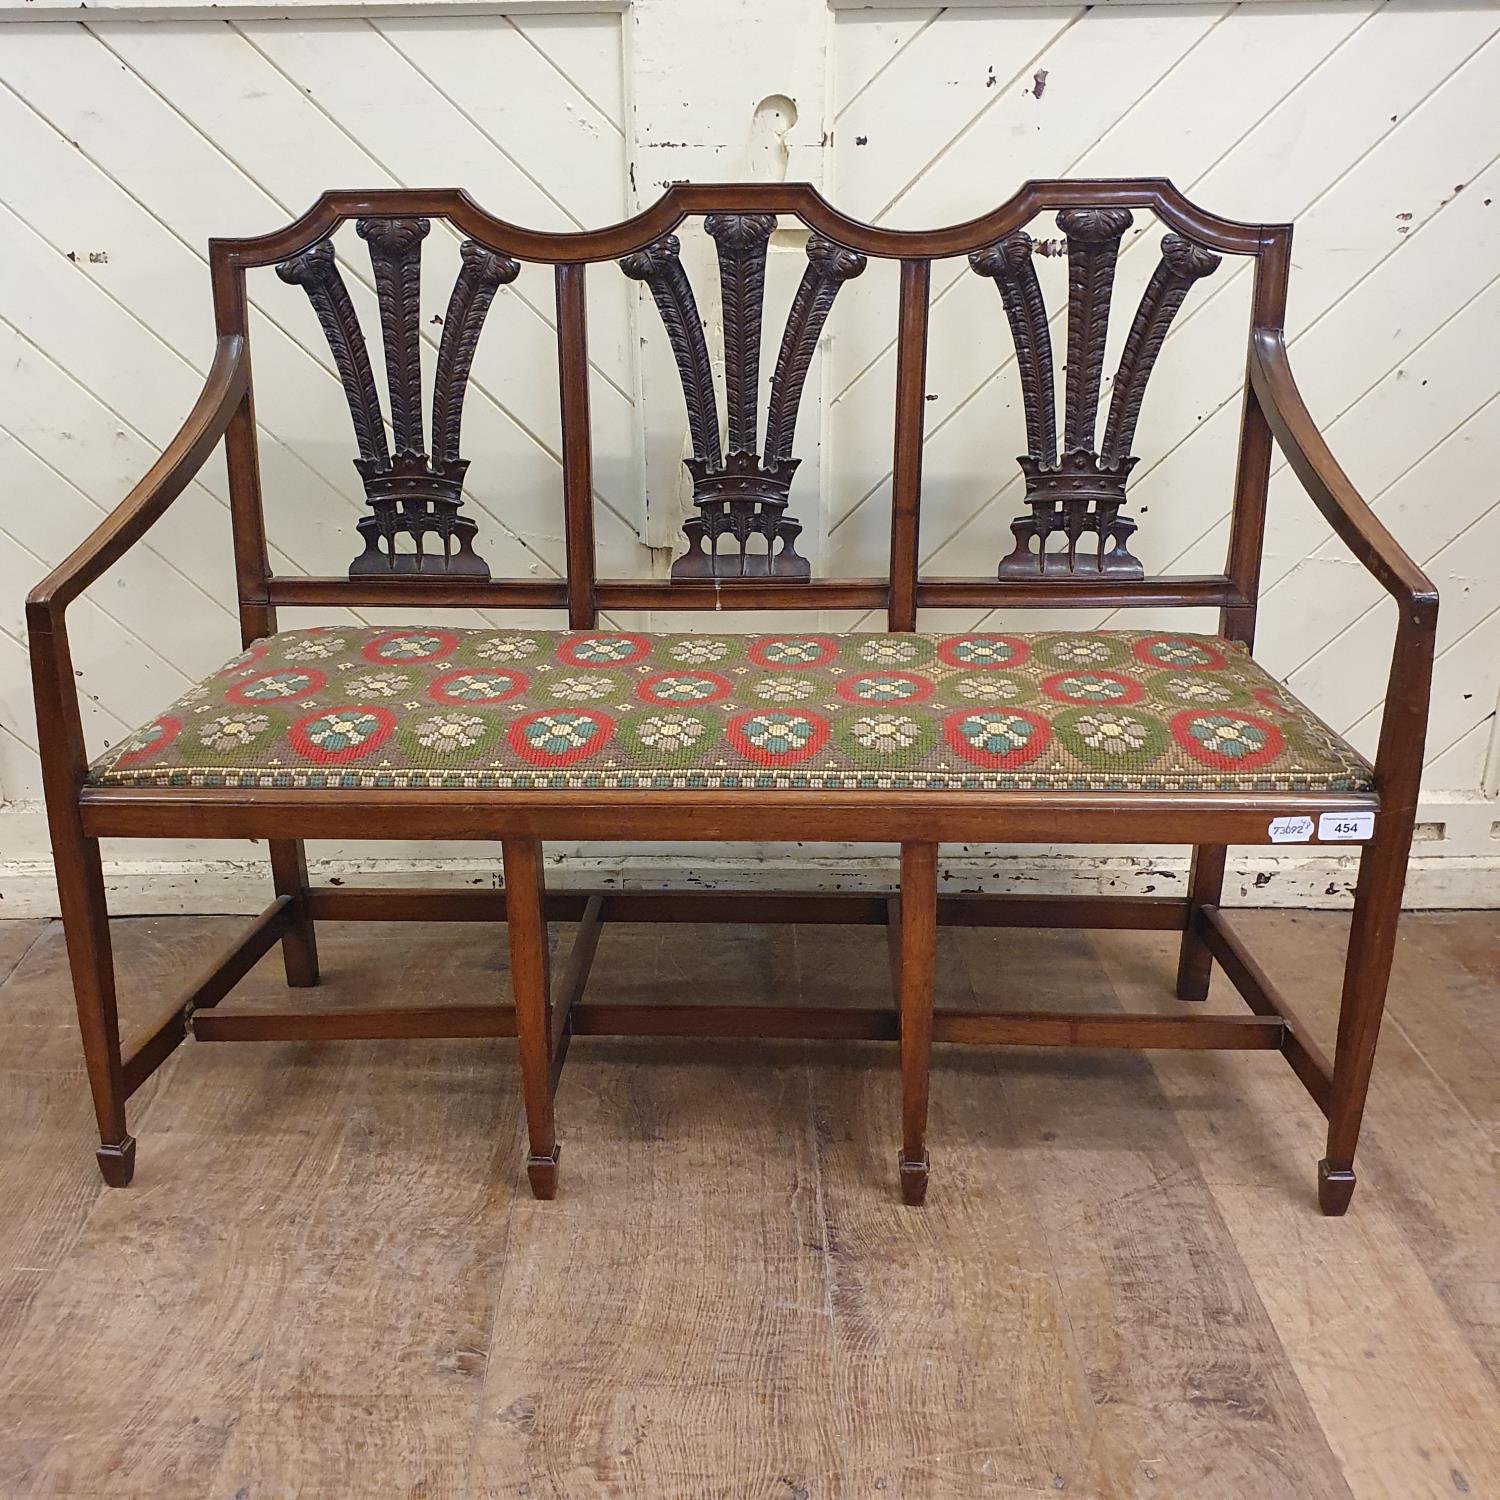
[89,628,1374,793]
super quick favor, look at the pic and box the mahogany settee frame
[28,180,1436,1212]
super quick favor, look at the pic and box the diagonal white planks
[828,2,1500,799]
[0,11,641,794]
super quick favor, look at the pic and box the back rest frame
[207,178,1292,649]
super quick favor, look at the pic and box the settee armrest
[26,335,247,795]
[1248,327,1436,813]
[27,335,246,627]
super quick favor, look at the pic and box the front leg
[896,842,939,1205]
[502,839,559,1199]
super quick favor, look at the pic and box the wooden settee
[27,181,1436,1213]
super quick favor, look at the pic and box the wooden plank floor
[0,908,1496,1498]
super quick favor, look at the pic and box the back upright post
[555,262,598,630]
[889,259,931,632]
[210,245,320,987]
[1177,223,1292,1002]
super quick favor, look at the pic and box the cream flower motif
[1074,711,1150,756]
[524,714,595,751]
[742,713,815,752]
[572,636,639,663]
[306,711,380,751]
[1190,716,1267,759]
[416,712,486,752]
[283,635,348,661]
[637,714,705,752]
[199,712,271,751]
[1050,638,1113,664]
[759,639,823,665]
[851,714,921,753]
[859,638,922,665]
[751,677,817,701]
[477,636,538,661]
[341,671,412,698]
[1166,675,1233,704]
[378,634,448,660]
[547,675,615,701]
[1151,638,1214,668]
[670,638,730,664]
[955,675,1021,700]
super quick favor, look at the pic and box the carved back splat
[622,218,866,579]
[971,210,1219,578]
[277,218,518,577]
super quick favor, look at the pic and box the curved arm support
[28,335,248,622]
[1249,327,1436,810]
[27,334,247,785]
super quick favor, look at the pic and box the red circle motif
[288,704,396,765]
[747,636,839,670]
[725,709,830,766]
[115,715,182,768]
[1132,635,1226,672]
[936,635,1031,670]
[1252,686,1295,718]
[1170,709,1284,772]
[360,629,460,664]
[557,634,651,669]
[941,707,1051,770]
[506,709,614,767]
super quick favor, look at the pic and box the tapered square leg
[1319,824,1412,1216]
[1317,1160,1356,1216]
[1176,844,1226,1001]
[896,842,938,1205]
[503,839,559,1200]
[898,1151,929,1207]
[97,1138,137,1188]
[527,1146,560,1201]
[52,828,133,1184]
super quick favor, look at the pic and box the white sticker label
[1269,815,1315,843]
[1318,811,1375,842]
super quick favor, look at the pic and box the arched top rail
[209,178,1289,270]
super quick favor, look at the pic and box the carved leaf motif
[276,239,389,468]
[1056,206,1132,456]
[621,234,722,466]
[358,216,431,458]
[432,240,520,466]
[1101,233,1221,464]
[970,233,1056,465]
[705,212,776,458]
[764,235,867,464]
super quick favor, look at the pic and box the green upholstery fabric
[89,628,1373,795]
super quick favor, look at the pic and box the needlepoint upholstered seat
[91,628,1372,796]
[29,181,1435,1217]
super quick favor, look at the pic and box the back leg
[1176,843,1226,1001]
[269,838,320,987]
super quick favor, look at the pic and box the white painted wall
[1,0,1496,912]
